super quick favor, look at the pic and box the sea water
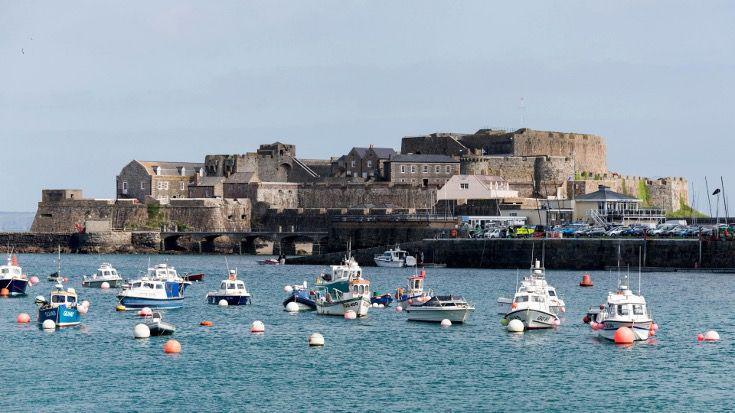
[1,254,732,412]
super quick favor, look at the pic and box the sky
[1,1,733,214]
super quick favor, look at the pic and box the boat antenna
[638,246,642,295]
[530,242,535,269]
[225,256,230,273]
[515,268,519,291]
[541,240,545,268]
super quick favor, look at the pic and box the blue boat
[206,270,252,305]
[370,293,394,307]
[0,253,29,296]
[117,279,187,309]
[282,287,317,311]
[37,286,81,327]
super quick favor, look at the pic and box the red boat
[183,273,205,282]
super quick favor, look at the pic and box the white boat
[595,272,653,342]
[499,260,566,316]
[503,260,560,330]
[314,255,371,317]
[0,253,29,296]
[395,270,432,310]
[82,263,124,288]
[374,246,417,268]
[206,269,252,305]
[406,295,474,323]
[144,312,176,336]
[117,263,190,309]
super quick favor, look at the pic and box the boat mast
[638,246,642,295]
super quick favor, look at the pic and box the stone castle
[31,127,689,235]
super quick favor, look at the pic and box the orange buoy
[17,313,30,323]
[163,339,181,354]
[200,321,213,327]
[697,333,705,342]
[614,327,635,344]
[579,274,593,287]
[0,288,9,297]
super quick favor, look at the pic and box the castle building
[331,146,397,179]
[384,154,459,187]
[116,160,205,202]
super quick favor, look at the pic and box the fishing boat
[502,260,560,330]
[314,255,371,317]
[37,284,81,327]
[48,246,64,283]
[144,312,176,336]
[82,263,123,288]
[206,269,252,305]
[405,295,474,323]
[374,246,417,268]
[395,270,432,310]
[370,292,393,307]
[183,273,205,282]
[595,261,653,342]
[117,263,190,309]
[498,260,566,316]
[282,281,316,311]
[0,253,29,296]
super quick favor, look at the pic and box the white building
[437,175,518,202]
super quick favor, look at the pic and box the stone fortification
[462,155,573,198]
[297,182,436,209]
[568,176,689,212]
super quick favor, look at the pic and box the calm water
[1,254,732,412]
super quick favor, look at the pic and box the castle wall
[298,183,436,209]
[511,130,607,174]
[461,156,573,198]
[568,176,689,212]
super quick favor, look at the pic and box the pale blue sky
[1,1,733,214]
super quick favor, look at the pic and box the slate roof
[190,176,225,187]
[136,161,204,177]
[575,185,639,202]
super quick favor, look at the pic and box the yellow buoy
[116,305,127,312]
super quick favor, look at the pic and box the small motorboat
[283,281,316,311]
[258,258,280,266]
[405,295,474,323]
[144,312,176,336]
[82,263,123,288]
[206,269,251,305]
[183,273,204,282]
[370,292,393,307]
[395,270,432,310]
[374,246,417,268]
[117,263,191,309]
[0,253,29,296]
[594,270,653,342]
[37,284,82,327]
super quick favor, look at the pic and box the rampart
[461,155,573,197]
[569,176,689,212]
[297,182,436,209]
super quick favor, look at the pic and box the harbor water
[2,254,732,412]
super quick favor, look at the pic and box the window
[367,160,372,168]
[400,165,406,173]
[122,181,128,194]
[400,179,405,183]
[140,181,145,190]
[460,183,469,189]
[410,165,416,173]
[180,182,185,191]
[446,165,452,173]
[435,165,440,173]
[422,165,428,173]
[515,295,529,303]
[351,160,355,168]
[632,304,644,315]
[617,305,630,316]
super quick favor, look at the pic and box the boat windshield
[51,295,66,303]
[548,289,556,297]
[220,282,227,290]
[617,304,630,316]
[236,282,245,290]
[515,295,529,303]
[132,282,142,288]
[632,304,645,315]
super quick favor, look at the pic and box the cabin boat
[374,246,417,268]
[37,285,81,327]
[283,281,317,311]
[498,260,566,316]
[370,292,393,307]
[82,263,123,288]
[206,270,251,305]
[395,271,432,310]
[595,274,653,341]
[0,254,28,296]
[117,278,186,309]
[144,312,176,336]
[503,283,559,330]
[405,295,474,323]
[314,256,371,317]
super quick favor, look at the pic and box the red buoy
[579,274,593,287]
[614,327,635,344]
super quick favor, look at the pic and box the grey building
[116,160,205,202]
[332,146,397,179]
[384,154,459,187]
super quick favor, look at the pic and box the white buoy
[308,333,325,346]
[81,300,90,308]
[371,303,379,308]
[285,302,300,313]
[78,304,89,315]
[507,319,524,333]
[440,319,452,327]
[100,282,110,289]
[134,323,150,338]
[344,310,357,320]
[377,304,385,308]
[284,285,294,294]
[395,306,403,312]
[42,319,56,330]
[138,307,152,317]
[218,299,229,307]
[704,330,720,341]
[250,320,265,333]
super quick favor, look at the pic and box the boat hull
[374,260,404,268]
[82,278,123,288]
[146,321,176,336]
[282,294,316,311]
[117,296,184,309]
[38,304,80,327]
[405,307,473,323]
[207,294,251,305]
[316,296,370,317]
[370,294,393,307]
[183,273,204,282]
[598,320,652,341]
[0,278,28,296]
[505,308,558,330]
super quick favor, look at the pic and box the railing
[331,213,457,223]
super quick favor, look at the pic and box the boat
[498,260,566,316]
[47,246,64,283]
[374,246,417,268]
[594,262,653,342]
[37,284,81,327]
[0,253,29,296]
[82,263,123,288]
[370,292,393,307]
[502,260,560,330]
[206,269,251,305]
[144,312,176,336]
[282,281,317,311]
[395,270,432,310]
[116,263,190,309]
[314,255,371,317]
[183,273,204,282]
[258,258,280,266]
[405,295,474,323]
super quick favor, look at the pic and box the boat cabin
[147,264,179,280]
[322,259,362,282]
[95,264,119,279]
[407,274,425,292]
[130,280,166,291]
[349,279,370,296]
[219,279,247,293]
[0,264,22,278]
[50,288,77,308]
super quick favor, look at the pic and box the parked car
[606,226,626,237]
[484,228,505,238]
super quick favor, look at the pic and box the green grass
[667,197,708,219]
